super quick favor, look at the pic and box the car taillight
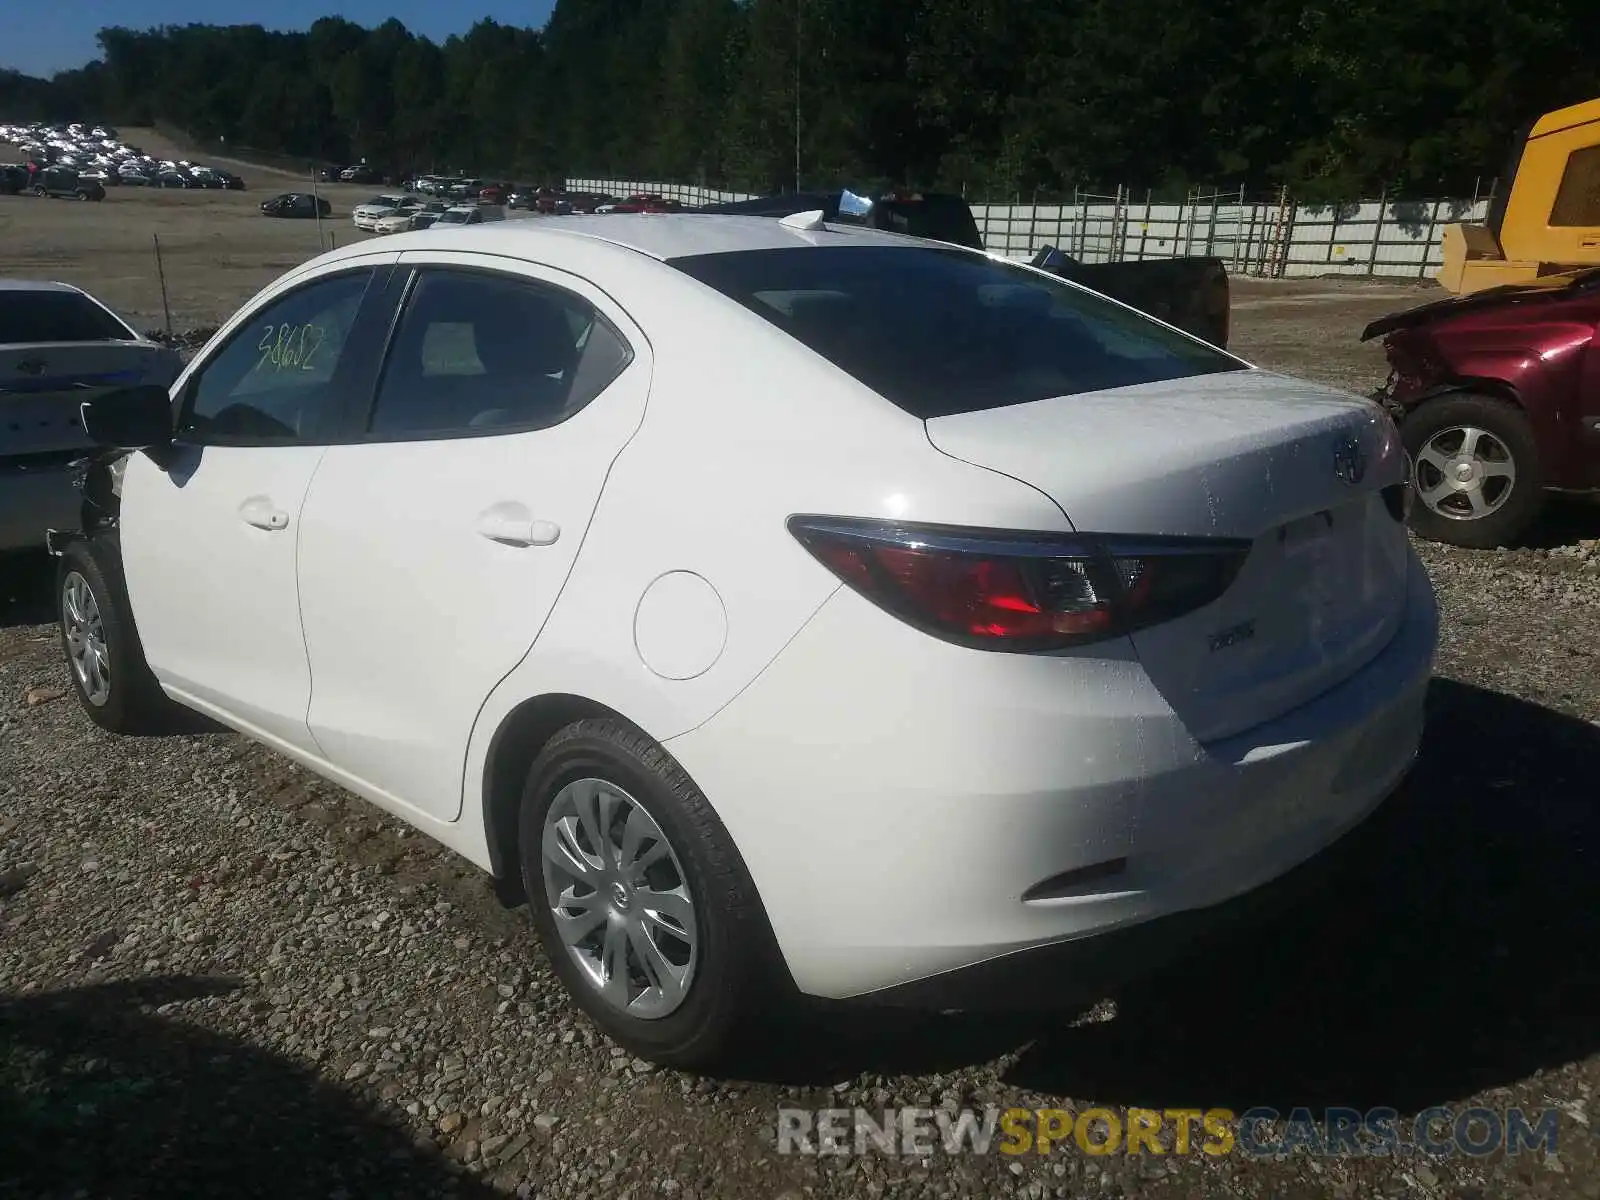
[788,516,1251,652]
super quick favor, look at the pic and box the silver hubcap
[1414,426,1516,521]
[540,778,698,1019]
[62,571,110,706]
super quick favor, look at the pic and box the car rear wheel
[57,536,180,734]
[1401,393,1544,549]
[519,718,785,1069]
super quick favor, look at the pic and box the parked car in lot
[601,193,682,214]
[1363,266,1600,548]
[567,192,616,215]
[376,200,448,233]
[353,194,420,230]
[30,167,104,201]
[53,215,1435,1068]
[1,280,183,552]
[0,164,26,194]
[430,204,504,226]
[260,192,332,219]
[186,166,244,190]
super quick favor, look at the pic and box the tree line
[3,0,1599,201]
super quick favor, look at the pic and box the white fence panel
[566,178,1492,279]
[565,177,758,207]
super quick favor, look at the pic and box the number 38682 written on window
[254,322,326,374]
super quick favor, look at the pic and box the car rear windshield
[670,245,1244,419]
[0,290,135,344]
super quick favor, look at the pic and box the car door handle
[238,496,290,531]
[475,502,560,548]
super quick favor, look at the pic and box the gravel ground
[2,170,1598,1197]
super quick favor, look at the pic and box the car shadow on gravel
[1516,494,1600,549]
[1000,677,1600,1112]
[0,975,498,1199]
[732,679,1598,1105]
[0,551,54,628]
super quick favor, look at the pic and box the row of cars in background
[0,163,106,201]
[403,176,624,212]
[259,183,685,232]
[401,174,684,215]
[350,193,506,232]
[258,190,508,230]
[0,121,244,192]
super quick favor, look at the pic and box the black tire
[1401,392,1544,549]
[519,718,786,1069]
[56,535,179,734]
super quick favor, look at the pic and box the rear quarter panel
[458,253,1072,858]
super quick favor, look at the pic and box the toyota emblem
[1333,436,1366,485]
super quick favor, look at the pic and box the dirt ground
[3,131,1596,1200]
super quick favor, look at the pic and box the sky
[1,0,559,77]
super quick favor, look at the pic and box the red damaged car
[1364,268,1600,548]
[609,193,682,214]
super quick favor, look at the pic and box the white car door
[295,253,650,821]
[120,260,397,750]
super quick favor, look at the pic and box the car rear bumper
[664,552,1438,1003]
[0,462,80,552]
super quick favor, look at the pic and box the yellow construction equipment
[1438,96,1600,294]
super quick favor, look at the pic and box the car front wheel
[1402,392,1544,549]
[57,536,179,733]
[519,718,784,1069]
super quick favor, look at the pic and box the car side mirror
[80,384,174,453]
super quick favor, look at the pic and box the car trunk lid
[923,369,1412,743]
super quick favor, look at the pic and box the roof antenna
[779,209,827,231]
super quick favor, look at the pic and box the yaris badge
[1333,436,1366,485]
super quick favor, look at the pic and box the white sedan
[371,209,423,234]
[352,194,418,230]
[54,214,1436,1068]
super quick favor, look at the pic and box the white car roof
[323,213,927,263]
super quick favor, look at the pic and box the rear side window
[0,290,135,344]
[365,269,632,439]
[670,246,1243,419]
